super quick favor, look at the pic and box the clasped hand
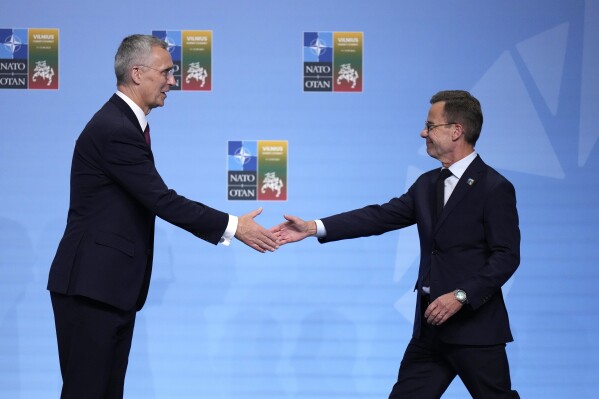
[270,214,316,245]
[235,208,280,253]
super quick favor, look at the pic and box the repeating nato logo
[152,30,212,91]
[228,140,288,201]
[303,31,363,92]
[0,28,59,90]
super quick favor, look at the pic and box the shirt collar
[115,91,147,132]
[447,151,478,179]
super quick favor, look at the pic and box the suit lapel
[435,155,486,230]
[429,170,439,226]
[108,94,153,159]
[109,94,144,136]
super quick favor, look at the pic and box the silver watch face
[455,290,467,303]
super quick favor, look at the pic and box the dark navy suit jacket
[319,155,520,345]
[48,94,228,311]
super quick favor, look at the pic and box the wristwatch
[453,289,468,304]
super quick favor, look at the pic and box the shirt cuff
[314,219,326,238]
[219,214,238,246]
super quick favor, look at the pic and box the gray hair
[114,34,167,85]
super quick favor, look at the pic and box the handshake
[234,208,315,253]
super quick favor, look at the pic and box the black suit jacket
[48,94,229,311]
[319,155,520,345]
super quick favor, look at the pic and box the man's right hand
[270,214,317,245]
[235,208,279,253]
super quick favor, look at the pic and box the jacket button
[431,249,438,255]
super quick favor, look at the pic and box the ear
[130,66,143,85]
[451,123,464,141]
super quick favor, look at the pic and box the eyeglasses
[136,65,175,78]
[425,121,456,133]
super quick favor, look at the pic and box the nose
[167,74,176,86]
[420,127,428,138]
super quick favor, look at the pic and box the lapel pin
[467,178,475,186]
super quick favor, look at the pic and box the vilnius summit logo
[1,28,59,90]
[228,141,288,201]
[303,31,363,92]
[152,30,212,91]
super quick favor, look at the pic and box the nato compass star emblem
[234,146,252,165]
[3,33,22,55]
[309,38,328,57]
[164,36,176,53]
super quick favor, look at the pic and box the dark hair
[430,90,483,146]
[114,34,167,85]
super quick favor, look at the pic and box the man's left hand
[424,292,463,326]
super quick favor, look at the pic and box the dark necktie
[144,123,151,148]
[435,168,452,223]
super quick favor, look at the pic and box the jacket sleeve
[461,177,521,310]
[319,184,418,243]
[98,115,228,244]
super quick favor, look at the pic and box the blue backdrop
[1,0,598,397]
